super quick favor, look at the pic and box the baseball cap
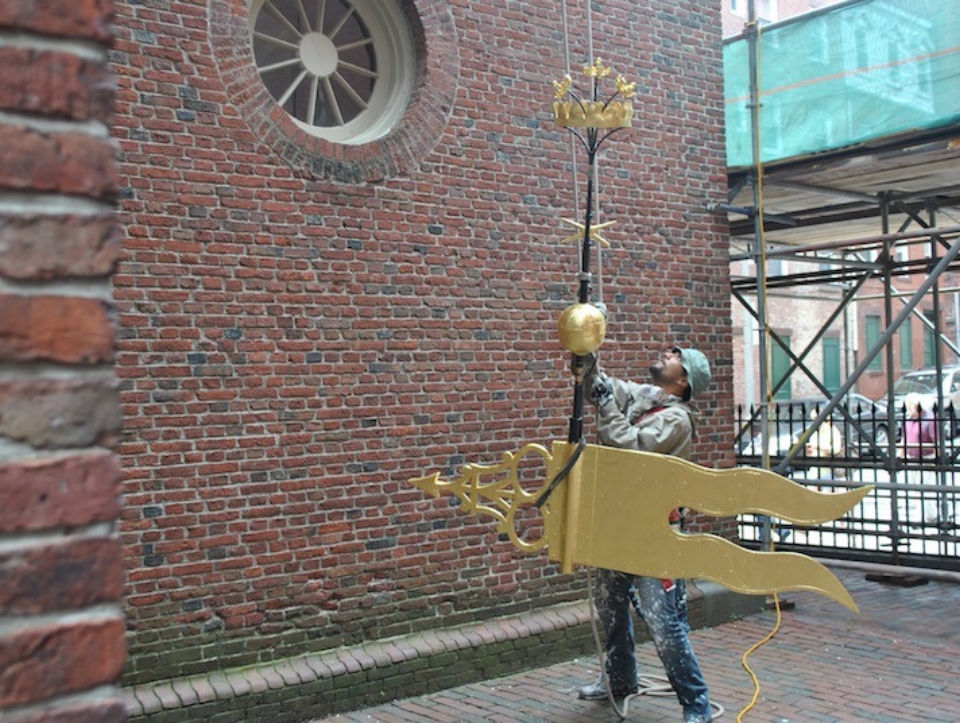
[675,347,711,398]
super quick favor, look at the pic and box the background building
[725,0,960,410]
[727,0,851,409]
[722,0,848,37]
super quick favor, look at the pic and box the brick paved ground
[315,566,960,722]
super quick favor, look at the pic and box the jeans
[595,569,712,723]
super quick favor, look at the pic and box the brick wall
[112,0,732,707]
[0,0,126,719]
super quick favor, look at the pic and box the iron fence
[734,399,960,571]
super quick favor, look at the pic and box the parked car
[841,393,890,457]
[891,366,960,412]
[738,396,820,458]
[738,394,889,460]
[891,366,960,436]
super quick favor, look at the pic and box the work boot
[578,676,638,701]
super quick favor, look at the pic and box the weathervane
[553,59,635,445]
[406,59,871,610]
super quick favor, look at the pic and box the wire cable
[585,567,631,719]
[533,435,585,509]
[560,0,606,309]
[560,1,581,216]
[584,1,604,306]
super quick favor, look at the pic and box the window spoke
[335,37,374,52]
[338,60,378,79]
[258,56,303,74]
[307,75,320,124]
[332,71,368,110]
[278,68,310,107]
[321,77,344,125]
[316,0,327,32]
[327,3,357,41]
[295,0,311,31]
[253,30,300,51]
[262,0,303,39]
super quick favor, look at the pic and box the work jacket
[594,378,697,461]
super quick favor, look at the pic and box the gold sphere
[557,303,607,355]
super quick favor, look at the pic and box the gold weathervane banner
[410,442,872,611]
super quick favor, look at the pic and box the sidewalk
[315,566,960,722]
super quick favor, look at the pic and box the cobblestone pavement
[315,566,960,722]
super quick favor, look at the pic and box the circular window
[213,0,459,182]
[249,0,414,145]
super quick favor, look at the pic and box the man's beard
[649,361,665,383]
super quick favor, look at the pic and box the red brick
[0,126,116,200]
[0,295,115,363]
[0,48,114,123]
[0,452,121,533]
[0,537,124,614]
[0,215,120,280]
[0,617,126,708]
[0,0,113,42]
[0,376,121,448]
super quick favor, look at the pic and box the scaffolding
[724,0,960,569]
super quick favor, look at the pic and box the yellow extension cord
[736,592,782,722]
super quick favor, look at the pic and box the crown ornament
[553,58,636,129]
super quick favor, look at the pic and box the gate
[734,399,960,571]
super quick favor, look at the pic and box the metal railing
[734,400,960,570]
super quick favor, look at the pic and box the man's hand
[590,372,613,407]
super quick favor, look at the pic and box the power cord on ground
[736,591,782,722]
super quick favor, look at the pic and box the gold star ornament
[559,217,616,247]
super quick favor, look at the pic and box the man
[578,346,713,723]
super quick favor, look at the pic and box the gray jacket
[594,377,697,460]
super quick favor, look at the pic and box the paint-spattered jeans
[595,568,712,723]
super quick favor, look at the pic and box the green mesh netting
[724,0,960,168]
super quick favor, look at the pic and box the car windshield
[893,373,939,395]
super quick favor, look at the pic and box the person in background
[898,392,939,525]
[805,406,845,484]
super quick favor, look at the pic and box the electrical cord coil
[584,567,726,720]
